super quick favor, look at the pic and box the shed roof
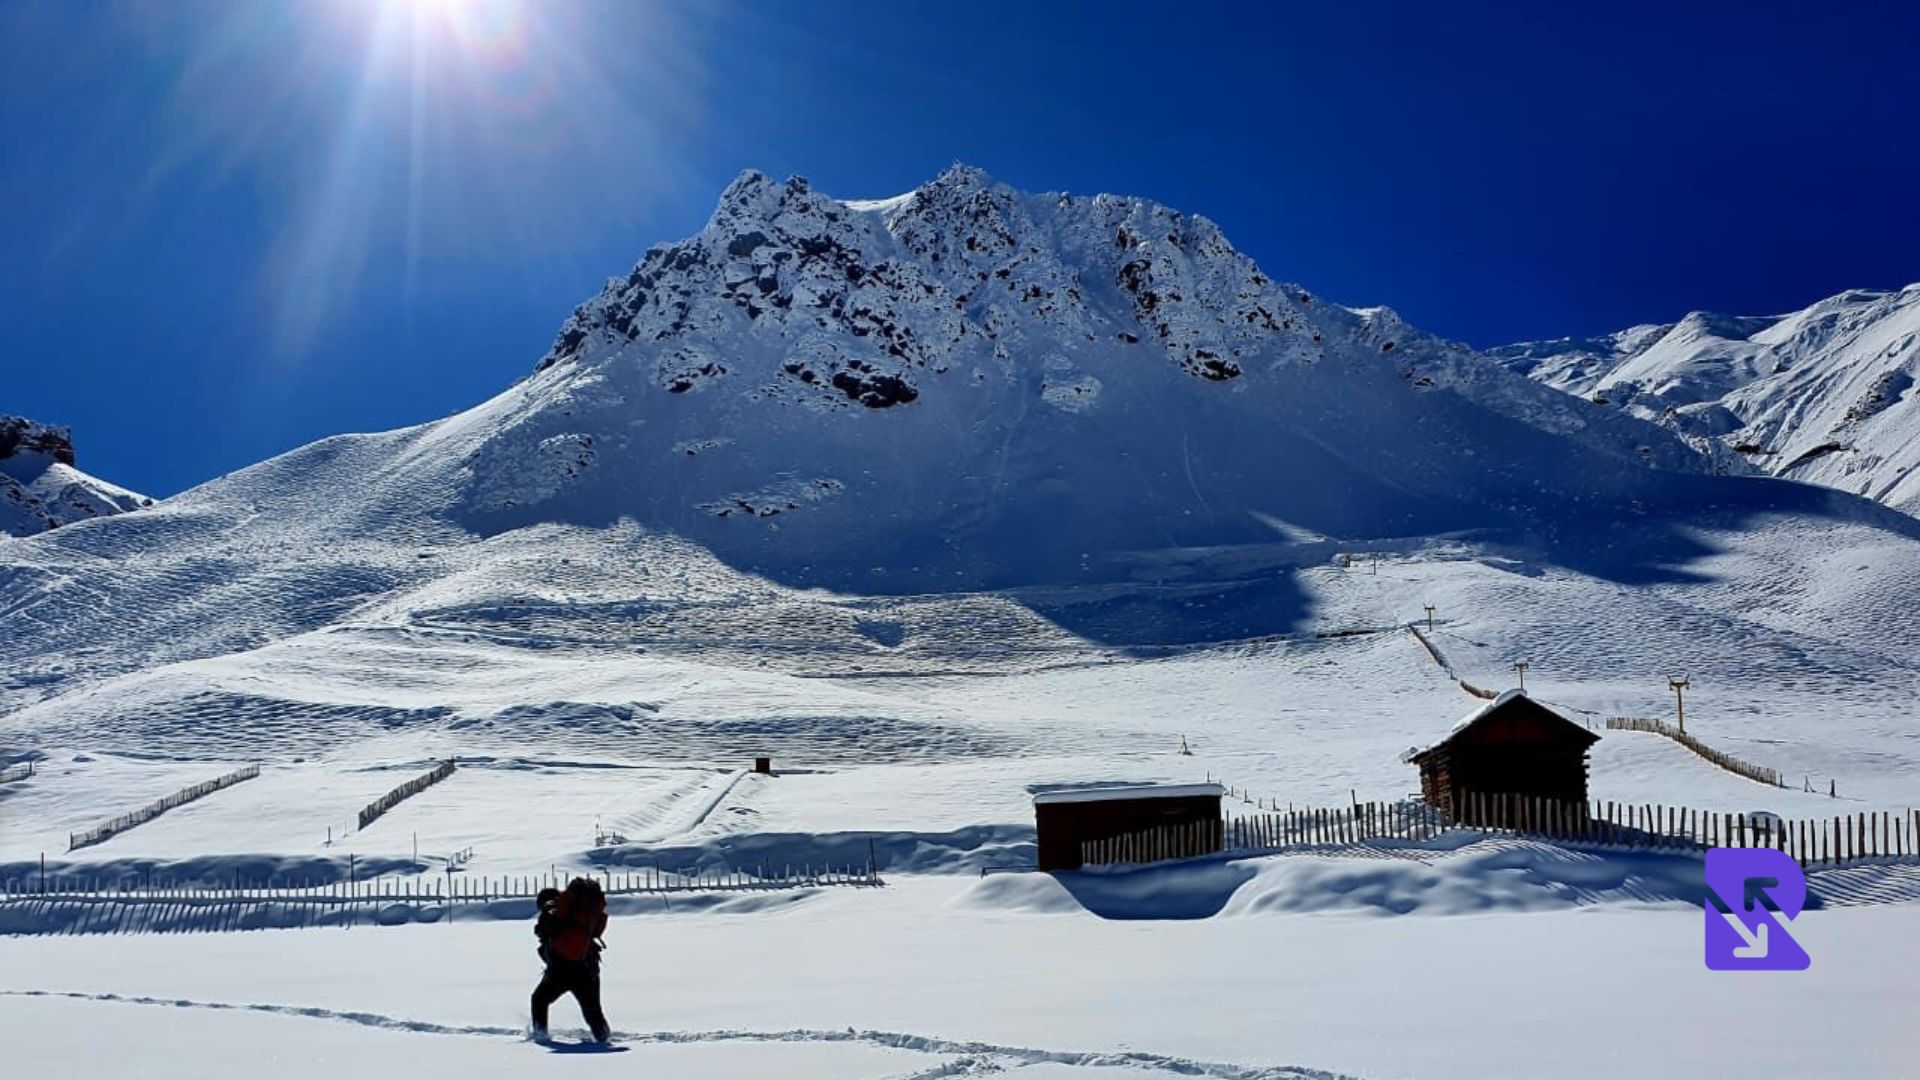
[1032,782,1224,806]
[1409,690,1597,761]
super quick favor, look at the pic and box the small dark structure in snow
[754,756,773,775]
[1408,690,1598,817]
[1033,783,1224,871]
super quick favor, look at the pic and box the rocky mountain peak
[1,415,151,537]
[460,168,1726,588]
[530,164,1337,399]
[0,416,77,467]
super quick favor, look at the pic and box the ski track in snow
[618,766,749,842]
[0,990,1356,1079]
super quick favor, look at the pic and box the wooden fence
[1081,801,1449,867]
[357,760,456,831]
[1079,819,1224,866]
[0,760,34,784]
[1223,799,1453,854]
[1,862,882,907]
[1445,789,1917,866]
[1075,792,1920,870]
[1404,625,1500,700]
[67,765,260,851]
[1404,625,1446,669]
[1605,716,1783,787]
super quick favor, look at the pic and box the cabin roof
[1409,690,1597,762]
[1031,782,1225,806]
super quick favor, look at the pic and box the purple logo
[1705,848,1810,971]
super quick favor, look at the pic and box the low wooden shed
[1408,690,1598,822]
[1033,782,1225,871]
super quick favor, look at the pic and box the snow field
[2,875,1914,1079]
[6,163,1920,1080]
[0,757,747,874]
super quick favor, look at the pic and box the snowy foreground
[6,546,1920,1077]
[2,875,1916,1080]
[6,538,1920,1076]
[6,166,1920,1077]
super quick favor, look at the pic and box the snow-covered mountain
[472,165,1755,586]
[0,415,151,537]
[10,170,1920,1080]
[1493,285,1920,515]
[4,167,1919,724]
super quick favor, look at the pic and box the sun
[147,0,696,356]
[383,0,527,62]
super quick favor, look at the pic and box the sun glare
[140,0,702,357]
[389,0,526,61]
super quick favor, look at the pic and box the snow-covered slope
[501,164,1732,594]
[3,167,1919,751]
[6,170,1920,1080]
[1493,285,1920,515]
[0,416,151,537]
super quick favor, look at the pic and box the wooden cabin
[1408,690,1598,821]
[1032,783,1224,871]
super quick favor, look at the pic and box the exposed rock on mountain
[0,416,151,537]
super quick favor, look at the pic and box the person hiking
[531,877,611,1044]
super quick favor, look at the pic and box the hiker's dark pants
[531,961,609,1041]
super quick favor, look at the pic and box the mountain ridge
[1493,284,1920,514]
[454,164,1756,589]
[3,168,1918,716]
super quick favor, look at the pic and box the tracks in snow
[615,767,748,843]
[0,989,1356,1079]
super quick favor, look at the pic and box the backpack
[544,878,608,964]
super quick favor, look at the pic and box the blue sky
[6,0,1917,497]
